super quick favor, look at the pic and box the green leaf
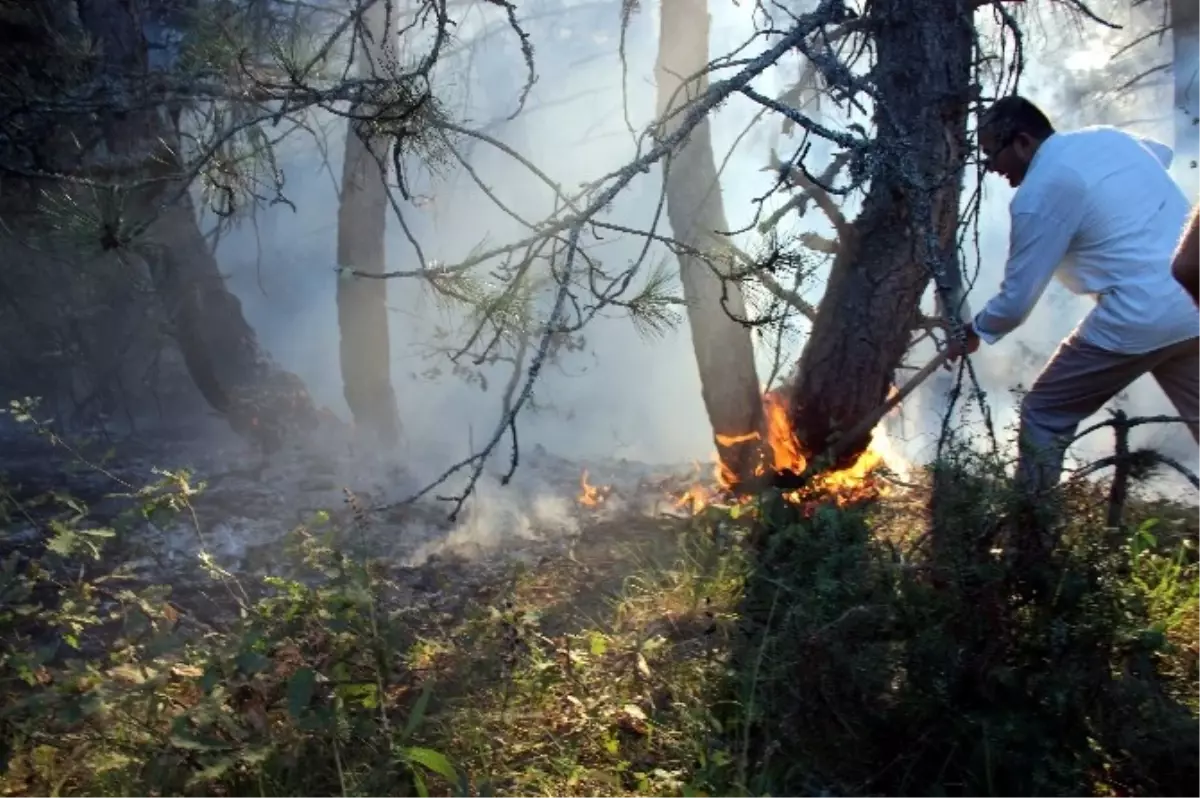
[589,632,608,657]
[335,682,378,709]
[238,746,273,767]
[33,641,59,666]
[402,685,432,740]
[201,665,221,694]
[235,651,271,675]
[186,757,235,788]
[170,729,233,752]
[46,522,79,557]
[403,746,458,783]
[287,667,316,719]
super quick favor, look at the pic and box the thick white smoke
[206,1,1197,499]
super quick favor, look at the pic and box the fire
[673,484,716,514]
[714,392,807,488]
[577,470,611,507]
[674,390,890,515]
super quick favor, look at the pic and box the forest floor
[1,415,1197,797]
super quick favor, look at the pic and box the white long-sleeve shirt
[973,125,1200,354]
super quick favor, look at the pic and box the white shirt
[973,126,1200,354]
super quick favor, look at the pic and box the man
[1172,205,1199,304]
[947,95,1200,495]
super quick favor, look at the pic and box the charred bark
[789,0,974,467]
[142,190,316,451]
[656,0,765,481]
[49,1,317,449]
[336,0,402,447]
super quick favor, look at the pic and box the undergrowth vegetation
[1,408,1197,796]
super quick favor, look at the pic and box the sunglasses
[980,131,1019,171]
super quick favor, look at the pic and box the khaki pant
[1017,334,1200,494]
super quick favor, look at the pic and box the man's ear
[1013,132,1036,159]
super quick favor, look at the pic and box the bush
[727,449,1199,796]
[0,427,457,796]
[2,407,1196,797]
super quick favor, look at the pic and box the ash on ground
[0,414,710,616]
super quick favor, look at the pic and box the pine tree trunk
[336,0,402,447]
[788,0,974,466]
[656,0,765,481]
[1171,0,1199,174]
[70,0,317,450]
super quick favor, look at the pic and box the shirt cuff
[971,313,1005,346]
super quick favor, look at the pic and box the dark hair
[979,95,1055,144]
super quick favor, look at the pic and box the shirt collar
[1025,132,1060,177]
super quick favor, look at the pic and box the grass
[1,415,1197,796]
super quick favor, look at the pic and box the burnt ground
[0,414,715,635]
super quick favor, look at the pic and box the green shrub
[2,404,1195,797]
[727,449,1199,797]
[0,414,457,797]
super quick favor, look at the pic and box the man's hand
[944,322,981,365]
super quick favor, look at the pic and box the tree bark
[336,0,402,447]
[68,0,317,450]
[1171,0,1199,174]
[656,0,765,481]
[788,0,974,467]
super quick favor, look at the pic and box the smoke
[202,1,1196,506]
[211,1,716,483]
[925,3,1200,495]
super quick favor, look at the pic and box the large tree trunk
[336,0,402,447]
[789,0,974,467]
[69,0,317,450]
[1171,0,1199,176]
[656,0,765,481]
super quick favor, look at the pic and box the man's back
[1014,126,1198,353]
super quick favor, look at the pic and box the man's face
[979,127,1035,188]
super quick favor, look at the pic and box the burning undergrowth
[580,390,898,519]
[0,384,909,619]
[4,405,1196,798]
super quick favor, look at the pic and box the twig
[828,350,953,464]
[1070,413,1199,446]
[1106,410,1130,528]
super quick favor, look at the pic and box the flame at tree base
[675,390,891,515]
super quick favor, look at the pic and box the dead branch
[1115,63,1173,93]
[755,268,818,321]
[1072,452,1199,490]
[1070,413,1199,445]
[799,232,839,254]
[383,1,862,518]
[1106,410,1131,528]
[758,148,851,238]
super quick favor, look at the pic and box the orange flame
[577,470,610,507]
[674,390,889,514]
[673,484,714,515]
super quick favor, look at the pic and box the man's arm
[1172,205,1200,305]
[972,202,1080,345]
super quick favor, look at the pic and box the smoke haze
[203,1,1197,494]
